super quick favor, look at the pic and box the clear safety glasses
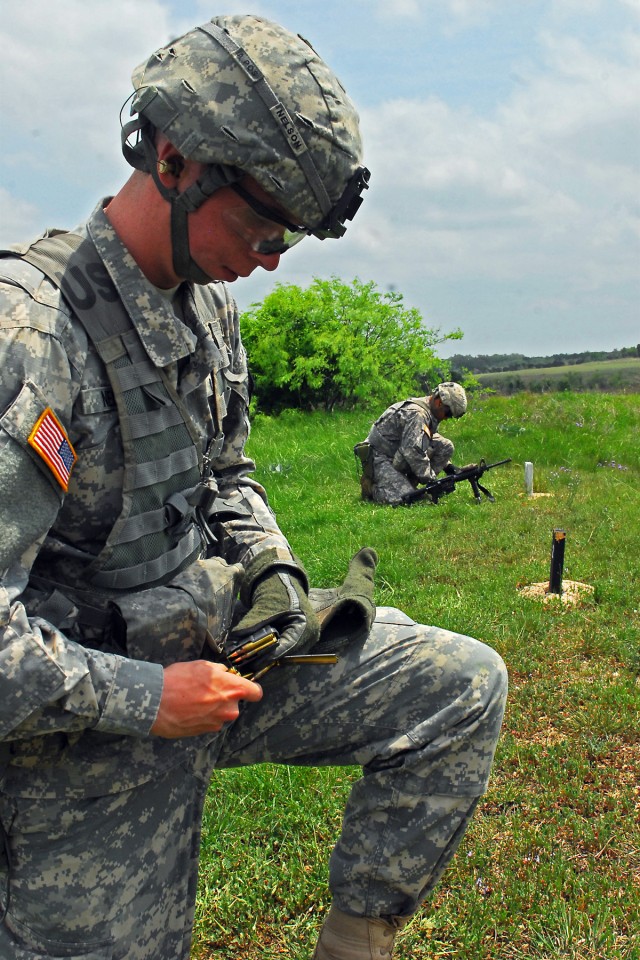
[224,183,310,255]
[223,165,371,254]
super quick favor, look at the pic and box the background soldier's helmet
[435,382,468,418]
[121,15,370,282]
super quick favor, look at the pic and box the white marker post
[524,461,534,496]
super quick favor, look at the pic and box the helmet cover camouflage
[125,15,367,232]
[435,382,468,418]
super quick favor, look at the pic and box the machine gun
[403,458,512,505]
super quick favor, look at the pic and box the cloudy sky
[2,0,638,357]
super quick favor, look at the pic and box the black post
[548,529,566,594]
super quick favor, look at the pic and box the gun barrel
[481,458,512,471]
[402,457,511,505]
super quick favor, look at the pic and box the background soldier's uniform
[365,398,455,505]
[0,206,507,957]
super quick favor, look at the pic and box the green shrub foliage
[239,276,463,412]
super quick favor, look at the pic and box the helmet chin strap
[170,199,214,285]
[139,130,242,284]
[169,165,244,285]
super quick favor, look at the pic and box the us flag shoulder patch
[28,407,77,492]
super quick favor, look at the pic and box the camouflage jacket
[366,398,440,484]
[0,200,295,798]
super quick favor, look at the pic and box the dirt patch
[518,579,595,607]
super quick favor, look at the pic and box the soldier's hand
[150,660,263,739]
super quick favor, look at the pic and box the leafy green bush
[239,276,464,413]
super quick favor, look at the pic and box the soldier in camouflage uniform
[360,383,468,506]
[0,16,507,960]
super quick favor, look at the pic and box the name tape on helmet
[198,23,309,161]
[235,49,262,83]
[270,102,307,156]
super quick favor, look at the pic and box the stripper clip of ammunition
[228,630,279,665]
[250,653,339,682]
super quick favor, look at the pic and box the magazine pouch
[110,557,243,666]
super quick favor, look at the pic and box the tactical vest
[367,397,433,458]
[4,231,236,595]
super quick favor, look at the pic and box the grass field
[192,392,640,960]
[477,357,640,394]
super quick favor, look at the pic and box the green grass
[192,392,640,959]
[477,357,640,394]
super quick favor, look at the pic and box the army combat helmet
[434,382,468,418]
[121,14,370,283]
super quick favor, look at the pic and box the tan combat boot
[313,904,407,960]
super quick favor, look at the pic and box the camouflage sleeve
[0,571,163,741]
[203,283,299,568]
[397,405,436,483]
[0,273,163,741]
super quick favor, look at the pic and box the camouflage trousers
[370,453,422,505]
[370,437,453,506]
[0,607,507,958]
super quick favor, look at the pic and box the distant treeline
[470,357,640,395]
[448,345,639,376]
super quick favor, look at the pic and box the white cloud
[372,0,498,24]
[374,0,422,18]
[1,1,175,199]
[1,2,173,119]
[351,12,640,303]
[552,0,640,15]
[0,0,637,354]
[447,0,499,24]
[0,189,42,246]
